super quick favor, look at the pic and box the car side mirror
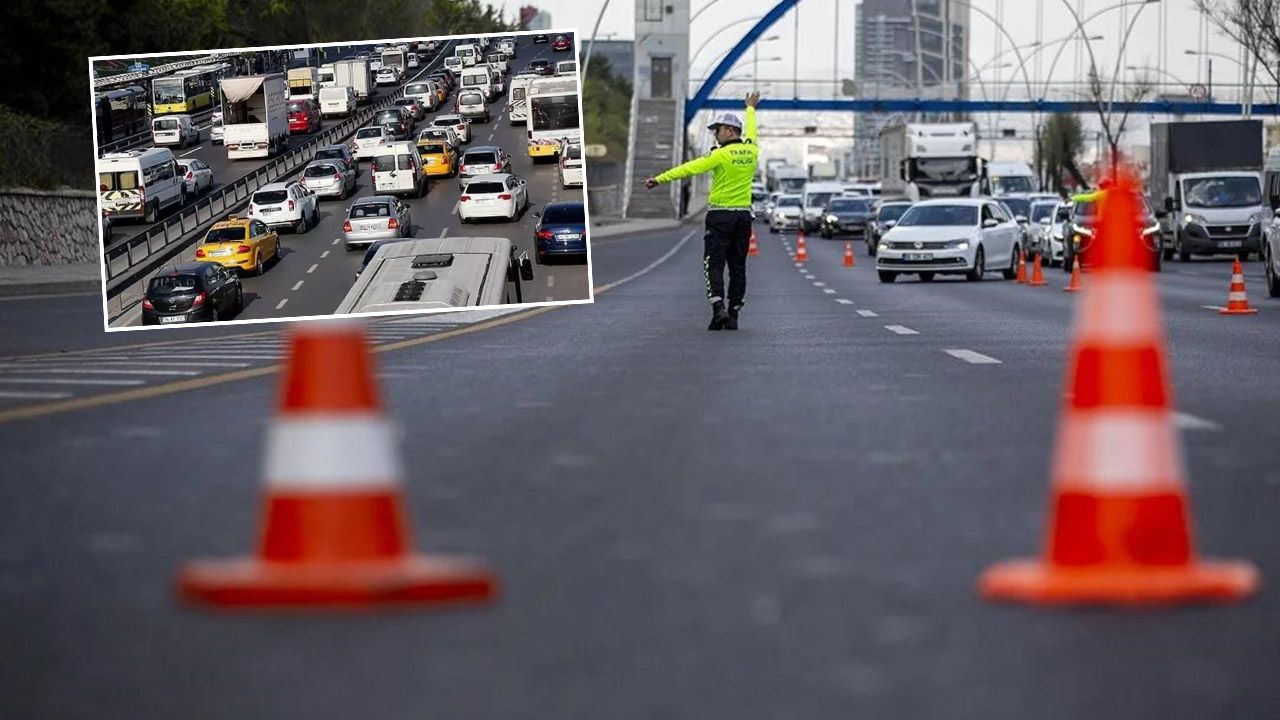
[884,220,897,228]
[982,218,999,228]
[532,211,541,218]
[1039,216,1052,225]
[1015,214,1028,224]
[1164,196,1175,212]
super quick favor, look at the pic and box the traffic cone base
[179,554,497,608]
[978,556,1258,606]
[1219,258,1258,314]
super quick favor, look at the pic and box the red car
[551,34,572,52]
[287,99,321,134]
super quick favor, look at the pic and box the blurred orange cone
[843,241,856,267]
[178,321,498,609]
[1219,258,1258,315]
[1027,252,1047,287]
[1016,248,1029,284]
[1064,254,1083,293]
[748,226,759,257]
[978,164,1259,606]
[795,230,809,263]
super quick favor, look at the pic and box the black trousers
[703,209,752,309]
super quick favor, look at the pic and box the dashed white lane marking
[92,353,285,361]
[835,298,855,305]
[438,227,448,238]
[291,281,304,291]
[547,275,555,288]
[856,309,878,317]
[179,148,201,157]
[0,390,72,400]
[488,132,494,141]
[275,298,289,310]
[307,263,319,274]
[0,360,250,369]
[331,238,341,245]
[1201,305,1226,311]
[0,377,145,386]
[320,250,331,258]
[812,281,825,287]
[8,367,201,376]
[884,325,919,335]
[1174,412,1222,432]
[944,349,1002,365]
[794,262,804,268]
[823,288,837,294]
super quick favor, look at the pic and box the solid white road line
[944,349,1002,365]
[856,309,878,317]
[438,227,448,238]
[179,148,201,157]
[0,390,73,400]
[0,360,249,369]
[320,250,331,258]
[275,298,289,310]
[291,281,304,291]
[307,264,319,274]
[884,325,919,335]
[1174,412,1222,432]
[835,298,854,305]
[7,368,201,376]
[0,378,146,386]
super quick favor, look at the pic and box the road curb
[0,278,101,298]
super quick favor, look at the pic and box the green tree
[1036,112,1088,194]
[580,56,631,162]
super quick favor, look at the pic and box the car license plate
[211,249,232,257]
[359,223,382,231]
[1220,240,1242,248]
[159,315,185,324]
[262,206,280,214]
[557,233,580,241]
[904,252,934,261]
[478,199,493,204]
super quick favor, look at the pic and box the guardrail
[102,44,455,301]
[94,55,232,90]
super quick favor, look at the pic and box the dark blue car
[534,202,587,264]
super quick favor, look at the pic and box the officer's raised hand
[745,91,761,108]
[644,177,659,189]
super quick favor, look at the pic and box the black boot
[708,301,730,331]
[725,306,740,330]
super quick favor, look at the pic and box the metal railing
[94,55,231,90]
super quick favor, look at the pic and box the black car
[867,200,913,256]
[528,59,553,76]
[818,196,874,239]
[1065,193,1163,273]
[373,108,410,140]
[533,202,587,264]
[533,34,549,43]
[142,261,243,325]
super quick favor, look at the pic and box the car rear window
[460,92,484,105]
[541,204,585,223]
[356,127,383,139]
[314,148,347,162]
[465,182,505,194]
[153,118,180,130]
[375,111,401,123]
[203,226,247,243]
[148,274,199,294]
[463,152,497,164]
[405,84,430,95]
[253,190,288,204]
[288,102,307,113]
[350,203,392,218]
[419,143,446,154]
[433,117,459,126]
[99,171,138,192]
[305,164,339,177]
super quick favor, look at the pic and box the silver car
[343,195,412,250]
[299,159,357,200]
[457,145,512,191]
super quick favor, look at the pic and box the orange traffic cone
[1015,248,1029,284]
[1027,252,1046,287]
[843,241,856,268]
[178,321,498,609]
[748,226,759,257]
[795,230,809,263]
[978,164,1258,606]
[1219,258,1258,315]
[1063,254,1083,293]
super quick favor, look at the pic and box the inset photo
[92,31,590,331]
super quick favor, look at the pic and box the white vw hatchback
[458,174,529,223]
[875,198,1023,283]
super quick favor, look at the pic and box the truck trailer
[332,58,373,104]
[220,74,289,160]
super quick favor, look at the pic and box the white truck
[380,48,407,82]
[879,121,984,201]
[317,63,337,89]
[985,160,1038,195]
[1148,119,1266,262]
[286,67,319,101]
[332,58,373,104]
[770,165,808,194]
[220,74,289,160]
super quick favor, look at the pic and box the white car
[248,181,320,233]
[432,114,470,144]
[875,198,1022,283]
[151,114,199,148]
[351,125,390,160]
[375,67,399,86]
[444,56,463,73]
[769,194,803,233]
[177,158,214,198]
[407,54,421,69]
[558,141,583,188]
[458,174,530,223]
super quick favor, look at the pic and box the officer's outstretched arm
[654,152,723,184]
[744,92,760,143]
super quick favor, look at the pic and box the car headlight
[1142,223,1160,236]
[878,242,889,252]
[1071,223,1094,237]
[1251,210,1271,225]
[1051,229,1063,240]
[1183,213,1207,226]
[947,239,970,250]
[826,214,839,223]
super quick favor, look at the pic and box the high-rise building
[853,0,970,177]
[520,5,552,31]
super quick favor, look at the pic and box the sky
[516,0,1254,99]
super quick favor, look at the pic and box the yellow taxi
[416,140,457,178]
[194,215,281,276]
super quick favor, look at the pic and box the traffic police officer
[645,92,761,330]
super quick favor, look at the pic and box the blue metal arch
[685,0,799,126]
[700,98,1280,116]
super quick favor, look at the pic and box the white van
[318,86,356,118]
[151,114,199,148]
[370,141,427,198]
[210,111,224,145]
[558,141,584,188]
[555,60,577,77]
[486,52,509,76]
[97,148,185,223]
[507,75,535,125]
[444,56,463,74]
[460,67,496,102]
[402,81,441,112]
[455,43,479,67]
[335,236,535,315]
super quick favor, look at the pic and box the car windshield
[304,164,339,177]
[897,205,979,227]
[350,203,392,219]
[253,190,288,204]
[466,182,505,194]
[1000,197,1031,217]
[356,128,383,139]
[828,198,870,212]
[148,274,199,294]
[464,152,497,164]
[751,191,768,202]
[542,204,585,223]
[992,176,1035,194]
[203,227,246,244]
[777,196,802,207]
[878,204,911,221]
[1183,176,1262,208]
[1030,203,1056,222]
[805,192,835,208]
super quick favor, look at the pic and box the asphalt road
[1,217,1278,717]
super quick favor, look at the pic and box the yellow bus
[151,64,230,115]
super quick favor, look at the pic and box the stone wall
[0,189,99,266]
